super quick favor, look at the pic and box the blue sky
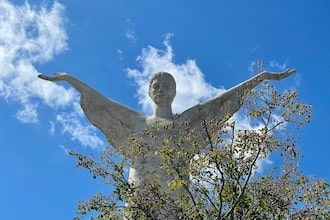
[1,0,329,219]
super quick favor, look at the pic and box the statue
[38,69,295,201]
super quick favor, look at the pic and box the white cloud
[0,1,67,64]
[270,60,287,70]
[248,61,257,74]
[230,113,265,131]
[59,145,70,155]
[127,33,225,115]
[248,44,259,53]
[15,103,39,123]
[293,72,301,88]
[248,59,288,75]
[56,112,104,150]
[125,19,137,43]
[125,29,137,43]
[0,1,103,149]
[116,49,123,61]
[0,0,68,122]
[229,113,274,175]
[255,156,273,174]
[49,121,56,136]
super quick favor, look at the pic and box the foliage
[70,81,329,219]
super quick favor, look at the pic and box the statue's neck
[154,104,173,120]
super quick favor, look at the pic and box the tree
[70,79,329,219]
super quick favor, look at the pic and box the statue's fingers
[289,69,297,74]
[54,72,66,76]
[38,74,50,80]
[38,74,58,81]
[285,68,296,75]
[277,68,296,80]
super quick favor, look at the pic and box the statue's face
[149,77,176,106]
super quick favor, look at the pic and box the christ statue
[38,68,295,196]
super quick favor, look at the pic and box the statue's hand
[263,68,297,80]
[38,72,67,82]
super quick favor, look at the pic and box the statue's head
[148,72,176,106]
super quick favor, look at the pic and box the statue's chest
[146,116,173,126]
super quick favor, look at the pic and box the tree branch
[224,144,262,218]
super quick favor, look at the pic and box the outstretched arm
[179,69,296,125]
[218,68,296,103]
[38,73,146,148]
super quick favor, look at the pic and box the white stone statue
[38,69,296,187]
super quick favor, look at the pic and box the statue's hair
[149,72,176,89]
